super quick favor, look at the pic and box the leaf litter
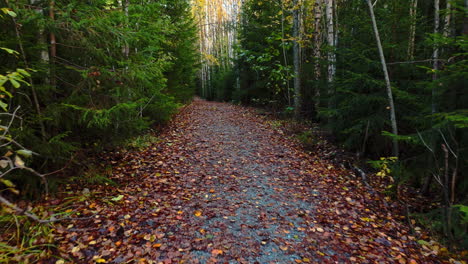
[50,99,444,263]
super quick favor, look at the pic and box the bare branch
[439,129,457,158]
[417,131,434,153]
[2,106,20,137]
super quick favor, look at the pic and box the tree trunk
[313,0,323,113]
[325,0,336,109]
[293,0,301,119]
[443,0,452,37]
[366,0,399,157]
[49,0,56,89]
[122,0,130,59]
[432,0,440,114]
[407,0,418,60]
[280,1,291,105]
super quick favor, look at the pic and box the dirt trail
[56,99,438,263]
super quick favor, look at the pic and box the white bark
[366,0,399,157]
[408,0,418,60]
[443,0,452,37]
[326,0,336,107]
[293,0,301,118]
[313,0,323,111]
[432,0,440,114]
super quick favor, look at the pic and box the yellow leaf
[194,210,202,217]
[55,260,65,264]
[14,155,25,168]
[71,246,80,253]
[95,259,106,263]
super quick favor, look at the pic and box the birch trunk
[325,0,336,109]
[443,0,451,37]
[293,0,301,119]
[432,0,440,114]
[313,0,323,112]
[407,0,418,60]
[366,0,399,157]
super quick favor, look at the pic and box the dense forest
[0,0,467,262]
[0,0,198,188]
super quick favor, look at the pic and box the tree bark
[366,0,399,157]
[122,0,130,59]
[432,0,440,114]
[325,0,336,109]
[280,1,291,105]
[443,0,451,38]
[407,0,418,60]
[293,0,301,119]
[49,0,56,88]
[313,0,323,112]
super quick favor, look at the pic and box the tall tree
[313,0,323,111]
[325,0,336,108]
[432,0,440,114]
[293,0,301,118]
[407,0,418,60]
[366,0,399,157]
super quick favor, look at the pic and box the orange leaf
[194,210,202,217]
[211,249,223,256]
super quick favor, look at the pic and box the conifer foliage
[0,0,198,170]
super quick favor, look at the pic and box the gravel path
[56,99,438,264]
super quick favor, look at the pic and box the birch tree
[407,0,418,60]
[325,0,336,108]
[366,0,399,157]
[293,0,301,118]
[313,0,323,111]
[432,0,440,114]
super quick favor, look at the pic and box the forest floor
[48,99,443,263]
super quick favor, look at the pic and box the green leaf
[16,149,33,158]
[0,179,16,188]
[0,101,7,111]
[0,47,19,55]
[16,68,30,77]
[417,240,430,246]
[7,10,16,17]
[111,195,124,201]
[10,79,20,88]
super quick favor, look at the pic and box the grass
[125,133,160,150]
